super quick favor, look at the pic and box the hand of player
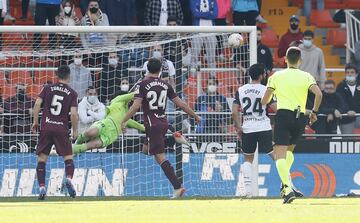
[309,112,318,126]
[121,122,127,133]
[194,115,201,124]
[235,126,243,137]
[31,123,39,133]
[72,130,79,141]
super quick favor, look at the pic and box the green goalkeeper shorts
[92,118,119,147]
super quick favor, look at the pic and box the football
[228,33,244,48]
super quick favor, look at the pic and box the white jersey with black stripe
[234,84,272,133]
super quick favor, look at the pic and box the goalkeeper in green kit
[73,91,190,154]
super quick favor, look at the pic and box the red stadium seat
[310,10,340,28]
[346,0,360,9]
[2,85,16,99]
[34,70,57,85]
[325,0,346,9]
[9,71,32,85]
[27,84,43,99]
[327,29,346,47]
[273,48,286,68]
[261,29,279,48]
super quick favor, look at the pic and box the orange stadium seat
[261,29,279,48]
[325,0,346,9]
[34,70,57,85]
[310,10,340,28]
[2,85,16,99]
[327,28,346,47]
[272,48,286,68]
[346,0,360,9]
[9,71,32,85]
[27,85,43,99]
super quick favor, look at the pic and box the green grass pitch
[0,197,359,223]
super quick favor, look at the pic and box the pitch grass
[0,197,359,223]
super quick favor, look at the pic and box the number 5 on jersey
[50,95,64,116]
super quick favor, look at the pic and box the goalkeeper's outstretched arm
[121,98,142,132]
[172,96,201,124]
[127,119,145,132]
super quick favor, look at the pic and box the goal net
[0,26,257,197]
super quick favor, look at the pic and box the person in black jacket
[336,63,360,134]
[312,80,345,134]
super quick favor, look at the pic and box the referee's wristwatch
[311,110,318,115]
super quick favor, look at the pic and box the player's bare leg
[154,153,185,198]
[63,155,76,198]
[36,153,48,200]
[73,138,103,154]
[242,154,254,198]
[75,126,100,145]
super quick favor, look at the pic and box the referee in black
[261,47,322,203]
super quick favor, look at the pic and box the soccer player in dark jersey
[32,65,79,200]
[121,58,201,198]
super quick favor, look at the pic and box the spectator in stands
[80,0,110,49]
[144,0,183,26]
[0,0,6,51]
[195,78,230,133]
[3,84,34,133]
[21,0,30,20]
[33,0,61,51]
[56,0,81,50]
[80,0,91,15]
[278,15,303,58]
[69,53,93,99]
[336,63,360,134]
[161,70,176,124]
[143,44,176,88]
[100,52,123,104]
[78,86,106,133]
[215,0,231,61]
[353,40,360,75]
[101,0,136,25]
[232,0,258,26]
[299,30,326,89]
[303,0,324,18]
[135,0,147,25]
[190,0,218,76]
[312,80,345,134]
[256,0,267,23]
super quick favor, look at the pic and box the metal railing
[345,10,360,62]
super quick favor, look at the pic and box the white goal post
[0,26,258,197]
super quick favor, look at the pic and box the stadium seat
[2,84,16,99]
[9,71,32,85]
[27,84,43,99]
[327,28,346,47]
[325,0,346,9]
[0,71,6,87]
[272,48,286,68]
[345,0,360,9]
[310,10,340,28]
[261,29,279,48]
[34,70,57,85]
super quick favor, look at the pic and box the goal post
[0,26,258,197]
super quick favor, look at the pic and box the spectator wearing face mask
[195,78,230,133]
[3,84,34,133]
[56,0,81,50]
[278,15,303,58]
[336,63,360,134]
[78,86,106,133]
[100,52,124,104]
[312,80,345,134]
[143,45,176,88]
[299,30,326,89]
[69,54,93,99]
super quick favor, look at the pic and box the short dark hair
[87,86,97,92]
[248,63,265,80]
[256,26,262,32]
[57,65,71,80]
[303,30,314,38]
[324,79,335,86]
[147,58,162,74]
[286,47,301,65]
[345,63,358,73]
[167,16,177,24]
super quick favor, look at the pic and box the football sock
[76,133,88,145]
[160,160,181,190]
[72,144,87,154]
[286,151,294,174]
[275,159,291,194]
[65,159,75,179]
[242,161,252,197]
[36,161,46,187]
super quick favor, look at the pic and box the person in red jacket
[278,15,303,58]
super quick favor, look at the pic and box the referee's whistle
[296,106,301,119]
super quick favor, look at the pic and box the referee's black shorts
[242,130,273,155]
[274,109,307,146]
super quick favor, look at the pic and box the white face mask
[64,6,72,14]
[109,58,118,66]
[120,84,129,92]
[87,95,98,104]
[346,75,357,84]
[74,58,82,65]
[303,39,313,48]
[153,51,162,59]
[208,85,217,93]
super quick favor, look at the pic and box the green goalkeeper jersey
[106,92,145,133]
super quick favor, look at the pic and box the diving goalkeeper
[73,91,188,154]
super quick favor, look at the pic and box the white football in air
[228,33,244,48]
